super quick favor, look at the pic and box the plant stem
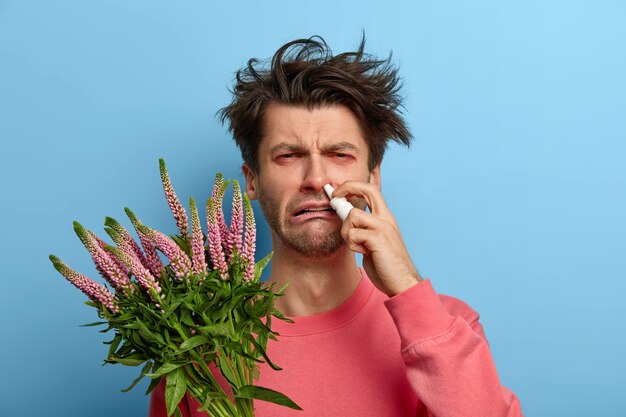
[189,351,239,415]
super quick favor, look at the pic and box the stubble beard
[257,189,346,257]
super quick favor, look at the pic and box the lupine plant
[50,159,300,417]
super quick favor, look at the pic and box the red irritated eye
[331,153,354,162]
[275,153,302,164]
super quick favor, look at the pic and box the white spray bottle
[323,184,354,221]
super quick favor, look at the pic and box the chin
[281,229,345,257]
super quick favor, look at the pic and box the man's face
[243,103,381,257]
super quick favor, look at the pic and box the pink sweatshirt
[149,269,524,416]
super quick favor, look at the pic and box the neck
[267,238,362,317]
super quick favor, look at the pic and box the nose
[300,155,332,194]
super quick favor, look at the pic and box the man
[150,36,524,416]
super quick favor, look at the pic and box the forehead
[259,103,368,152]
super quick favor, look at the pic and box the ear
[368,163,381,190]
[242,163,259,200]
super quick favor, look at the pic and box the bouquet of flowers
[49,159,301,417]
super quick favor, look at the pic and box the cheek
[330,167,372,186]
[257,180,288,212]
[260,169,299,197]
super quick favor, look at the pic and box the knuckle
[346,208,360,221]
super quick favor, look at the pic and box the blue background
[1,1,625,416]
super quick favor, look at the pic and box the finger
[341,214,391,249]
[345,227,373,254]
[333,181,396,225]
[340,209,373,243]
[342,206,390,231]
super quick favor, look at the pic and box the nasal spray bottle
[323,184,354,221]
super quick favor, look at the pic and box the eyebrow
[269,141,361,154]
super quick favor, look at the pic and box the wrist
[387,272,422,297]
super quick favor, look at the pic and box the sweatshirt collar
[271,268,374,336]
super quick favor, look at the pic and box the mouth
[294,206,335,217]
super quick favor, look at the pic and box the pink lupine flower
[73,222,132,292]
[137,224,192,279]
[228,180,244,261]
[212,173,232,259]
[159,158,189,238]
[104,216,151,272]
[189,197,207,276]
[125,208,164,277]
[206,197,229,280]
[106,242,162,302]
[49,255,119,313]
[242,193,256,282]
[91,231,129,277]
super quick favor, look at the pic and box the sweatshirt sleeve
[383,279,524,417]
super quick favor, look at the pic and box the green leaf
[171,234,190,253]
[179,309,195,327]
[195,388,226,412]
[106,333,123,360]
[147,362,185,378]
[236,385,302,410]
[242,334,282,370]
[108,353,146,366]
[162,301,181,319]
[216,354,236,386]
[136,318,164,345]
[165,368,187,417]
[277,281,290,296]
[80,321,108,327]
[115,341,133,357]
[177,336,209,353]
[121,361,152,392]
[224,340,263,365]
[254,251,273,280]
[271,308,292,323]
[197,323,231,337]
[145,375,163,396]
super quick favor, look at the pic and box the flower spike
[228,180,244,261]
[189,197,208,276]
[106,243,162,303]
[159,158,189,238]
[125,208,164,277]
[73,221,132,292]
[137,224,192,279]
[104,216,151,272]
[206,197,229,280]
[49,255,119,313]
[91,231,129,277]
[212,173,232,259]
[242,193,256,282]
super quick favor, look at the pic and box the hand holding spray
[323,184,354,221]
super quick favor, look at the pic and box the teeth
[304,207,331,212]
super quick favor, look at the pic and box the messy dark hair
[218,35,413,173]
